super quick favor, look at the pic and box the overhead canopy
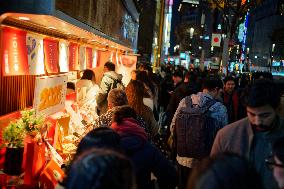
[0,13,133,53]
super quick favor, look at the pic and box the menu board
[33,74,67,116]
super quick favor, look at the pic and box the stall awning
[0,12,133,53]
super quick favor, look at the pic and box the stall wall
[94,51,137,87]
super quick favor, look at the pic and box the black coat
[120,134,177,189]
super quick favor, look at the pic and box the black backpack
[174,96,222,159]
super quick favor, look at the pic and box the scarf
[111,118,147,141]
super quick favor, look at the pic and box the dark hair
[66,148,135,189]
[107,89,128,107]
[136,71,155,94]
[185,72,198,83]
[202,77,223,91]
[81,69,95,82]
[104,61,115,71]
[112,105,137,124]
[173,71,183,78]
[187,153,264,189]
[67,82,75,90]
[244,79,280,109]
[273,137,284,163]
[76,127,122,157]
[223,76,236,85]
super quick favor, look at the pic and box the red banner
[44,38,59,73]
[1,27,29,76]
[86,47,93,69]
[98,51,111,67]
[69,42,79,71]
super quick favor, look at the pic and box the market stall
[0,8,138,188]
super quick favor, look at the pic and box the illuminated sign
[34,74,67,116]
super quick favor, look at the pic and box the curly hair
[125,80,146,115]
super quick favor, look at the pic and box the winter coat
[96,71,123,115]
[166,82,197,127]
[112,118,177,189]
[91,109,153,140]
[222,91,239,123]
[211,116,284,189]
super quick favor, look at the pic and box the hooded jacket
[112,118,177,189]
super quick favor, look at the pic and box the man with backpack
[96,61,124,115]
[170,78,228,189]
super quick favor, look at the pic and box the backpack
[174,96,222,159]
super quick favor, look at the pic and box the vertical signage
[59,41,69,72]
[26,33,45,75]
[92,49,98,68]
[86,47,93,69]
[44,38,59,73]
[1,27,29,76]
[79,46,86,70]
[69,42,79,71]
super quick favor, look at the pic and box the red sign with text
[86,47,93,69]
[69,42,79,70]
[44,38,59,73]
[1,27,29,76]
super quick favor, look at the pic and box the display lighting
[18,17,30,21]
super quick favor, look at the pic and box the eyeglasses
[265,157,284,170]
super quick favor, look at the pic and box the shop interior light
[18,17,30,21]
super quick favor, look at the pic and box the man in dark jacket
[222,76,239,123]
[166,72,198,126]
[96,61,123,115]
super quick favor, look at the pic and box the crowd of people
[63,61,284,189]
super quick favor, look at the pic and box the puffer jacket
[112,118,177,189]
[96,71,123,114]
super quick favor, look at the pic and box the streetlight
[189,27,194,39]
[270,43,275,72]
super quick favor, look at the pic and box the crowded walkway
[61,61,284,189]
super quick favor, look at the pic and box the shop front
[0,0,139,187]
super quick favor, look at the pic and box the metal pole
[157,0,165,67]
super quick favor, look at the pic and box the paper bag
[39,159,64,189]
